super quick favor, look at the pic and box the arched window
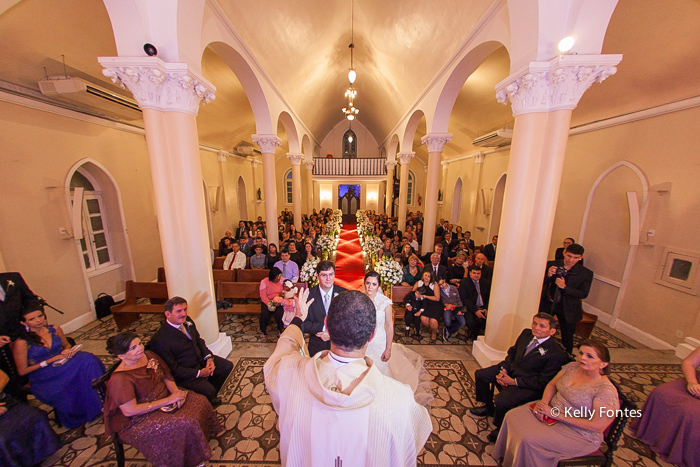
[70,168,113,272]
[407,170,415,205]
[343,129,357,158]
[285,169,293,204]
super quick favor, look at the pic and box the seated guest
[438,277,465,342]
[149,297,233,405]
[412,270,442,344]
[251,237,267,256]
[459,266,491,341]
[441,233,456,257]
[264,289,431,466]
[401,254,423,287]
[405,231,419,252]
[0,368,62,467]
[259,267,285,338]
[423,252,447,281]
[219,237,234,257]
[399,243,414,266]
[630,345,700,466]
[238,235,253,256]
[463,230,476,252]
[494,340,617,466]
[421,243,448,267]
[471,313,569,442]
[307,229,317,246]
[254,229,267,246]
[223,242,246,270]
[403,288,425,337]
[218,230,234,255]
[104,332,221,467]
[13,306,105,428]
[266,242,280,266]
[249,245,267,269]
[447,252,467,286]
[483,235,498,262]
[287,241,303,268]
[294,232,305,252]
[471,252,493,281]
[301,242,318,266]
[274,249,299,283]
[378,237,395,260]
[234,220,247,240]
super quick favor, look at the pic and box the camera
[555,267,567,278]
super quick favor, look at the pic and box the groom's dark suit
[149,319,233,401]
[474,328,569,427]
[301,284,347,356]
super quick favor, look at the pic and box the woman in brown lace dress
[104,332,221,467]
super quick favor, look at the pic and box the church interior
[1,0,699,465]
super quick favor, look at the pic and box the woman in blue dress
[13,306,105,428]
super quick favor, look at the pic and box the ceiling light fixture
[342,0,359,121]
[558,36,575,53]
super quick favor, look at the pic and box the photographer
[539,244,593,354]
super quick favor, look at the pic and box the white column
[396,152,414,231]
[253,135,282,248]
[440,160,449,219]
[473,54,621,367]
[100,56,224,347]
[250,158,261,218]
[304,161,315,214]
[287,153,304,230]
[420,134,452,254]
[385,160,396,215]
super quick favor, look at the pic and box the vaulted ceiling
[1,0,698,162]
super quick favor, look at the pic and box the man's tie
[474,280,483,308]
[434,265,438,277]
[323,292,330,313]
[179,324,190,339]
[524,337,539,355]
[228,253,237,270]
[282,262,287,277]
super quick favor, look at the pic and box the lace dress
[366,291,433,408]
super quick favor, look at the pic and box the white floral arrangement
[373,257,403,286]
[362,235,384,257]
[299,257,320,287]
[315,234,337,260]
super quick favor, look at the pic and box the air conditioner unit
[472,128,513,147]
[38,76,141,120]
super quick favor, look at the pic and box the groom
[301,260,347,356]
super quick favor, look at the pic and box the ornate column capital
[252,135,282,154]
[385,160,397,170]
[249,157,260,168]
[286,153,304,166]
[495,54,622,117]
[474,152,485,164]
[421,133,453,153]
[304,161,315,170]
[99,56,215,115]
[441,161,449,169]
[217,151,228,163]
[396,152,415,165]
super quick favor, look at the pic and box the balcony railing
[313,157,387,176]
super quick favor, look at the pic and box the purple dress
[630,370,700,467]
[104,352,222,467]
[26,325,105,428]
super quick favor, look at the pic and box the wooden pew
[158,267,237,283]
[213,257,226,269]
[216,281,307,323]
[110,281,168,330]
[237,269,269,282]
[390,285,413,321]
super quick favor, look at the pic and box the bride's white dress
[366,291,433,408]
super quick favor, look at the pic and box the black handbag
[94,292,116,319]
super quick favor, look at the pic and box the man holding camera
[539,243,593,354]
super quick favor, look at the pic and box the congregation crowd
[0,206,698,467]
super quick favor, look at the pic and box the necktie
[524,337,539,355]
[323,293,330,313]
[228,253,237,270]
[179,324,190,339]
[282,262,287,277]
[434,265,438,277]
[474,280,483,308]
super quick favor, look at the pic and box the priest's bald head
[325,291,377,352]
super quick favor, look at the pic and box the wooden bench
[110,281,168,330]
[576,310,598,339]
[237,268,269,282]
[213,256,226,269]
[391,285,413,321]
[158,267,238,283]
[216,281,307,323]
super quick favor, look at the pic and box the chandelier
[342,0,359,121]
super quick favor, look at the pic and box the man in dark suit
[421,243,448,267]
[539,243,593,354]
[423,253,447,280]
[463,230,476,252]
[554,237,575,261]
[234,220,247,240]
[387,223,402,240]
[483,235,498,262]
[459,266,491,340]
[300,261,347,356]
[471,313,569,442]
[472,253,493,281]
[149,297,233,405]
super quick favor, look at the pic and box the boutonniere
[6,280,14,288]
[334,292,339,298]
[146,358,159,370]
[538,347,548,356]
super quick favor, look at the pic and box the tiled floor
[35,316,682,466]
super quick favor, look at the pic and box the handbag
[94,292,116,319]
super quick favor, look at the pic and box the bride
[362,271,433,408]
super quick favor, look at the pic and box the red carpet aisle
[333,223,366,290]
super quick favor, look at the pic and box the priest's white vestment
[263,323,432,467]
